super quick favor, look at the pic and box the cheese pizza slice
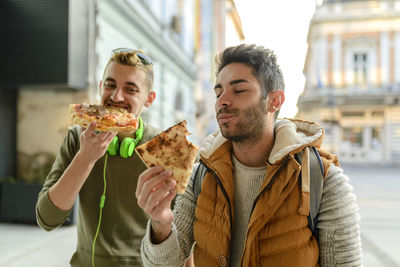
[135,121,199,194]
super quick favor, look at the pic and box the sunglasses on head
[112,48,153,65]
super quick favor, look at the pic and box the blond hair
[103,49,154,91]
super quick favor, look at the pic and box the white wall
[315,36,328,88]
[17,88,87,155]
[380,31,390,85]
[332,34,342,86]
[395,31,400,83]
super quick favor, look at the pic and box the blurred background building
[0,0,243,185]
[194,0,244,140]
[297,0,400,164]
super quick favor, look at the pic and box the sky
[226,0,317,118]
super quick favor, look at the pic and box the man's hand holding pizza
[134,121,199,244]
[48,104,126,211]
[77,121,117,165]
[136,167,177,243]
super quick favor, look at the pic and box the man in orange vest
[136,44,362,266]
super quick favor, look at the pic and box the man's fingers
[137,170,172,209]
[98,131,116,142]
[135,167,164,199]
[151,189,176,215]
[88,121,96,131]
[83,121,97,137]
[108,131,117,139]
[146,179,176,211]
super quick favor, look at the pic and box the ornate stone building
[297,0,400,164]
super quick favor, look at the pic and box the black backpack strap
[295,147,324,240]
[308,147,324,240]
[192,161,208,198]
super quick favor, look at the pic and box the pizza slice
[70,103,138,132]
[135,120,199,194]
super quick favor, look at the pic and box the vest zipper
[250,155,290,215]
[199,159,233,265]
[239,155,291,265]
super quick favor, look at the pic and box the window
[175,90,183,111]
[353,52,368,84]
[371,127,382,150]
[174,90,185,123]
[371,111,384,118]
[342,127,363,148]
[341,111,365,117]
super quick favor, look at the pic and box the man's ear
[267,90,285,113]
[145,91,156,107]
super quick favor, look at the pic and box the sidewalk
[0,223,76,267]
[1,164,399,266]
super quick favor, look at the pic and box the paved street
[0,164,399,266]
[342,164,400,267]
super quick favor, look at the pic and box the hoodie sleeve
[35,126,80,231]
[317,164,363,266]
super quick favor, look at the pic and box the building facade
[0,0,242,183]
[92,0,198,142]
[297,0,400,164]
[194,0,244,140]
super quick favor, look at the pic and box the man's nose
[216,90,232,108]
[110,87,124,102]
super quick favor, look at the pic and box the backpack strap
[192,161,207,197]
[295,147,324,240]
[309,147,324,240]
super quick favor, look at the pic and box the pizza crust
[135,121,199,194]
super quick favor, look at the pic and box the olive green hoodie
[36,122,160,266]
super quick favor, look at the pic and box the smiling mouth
[105,102,130,112]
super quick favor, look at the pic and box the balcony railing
[303,83,400,97]
[297,83,400,109]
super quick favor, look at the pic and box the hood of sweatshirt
[199,118,324,164]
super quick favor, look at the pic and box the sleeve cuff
[142,221,181,264]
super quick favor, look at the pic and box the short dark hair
[215,44,285,99]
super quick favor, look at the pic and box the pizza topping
[70,103,138,132]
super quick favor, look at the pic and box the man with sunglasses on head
[36,48,162,266]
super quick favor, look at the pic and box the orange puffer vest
[193,141,324,267]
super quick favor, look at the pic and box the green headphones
[106,117,144,158]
